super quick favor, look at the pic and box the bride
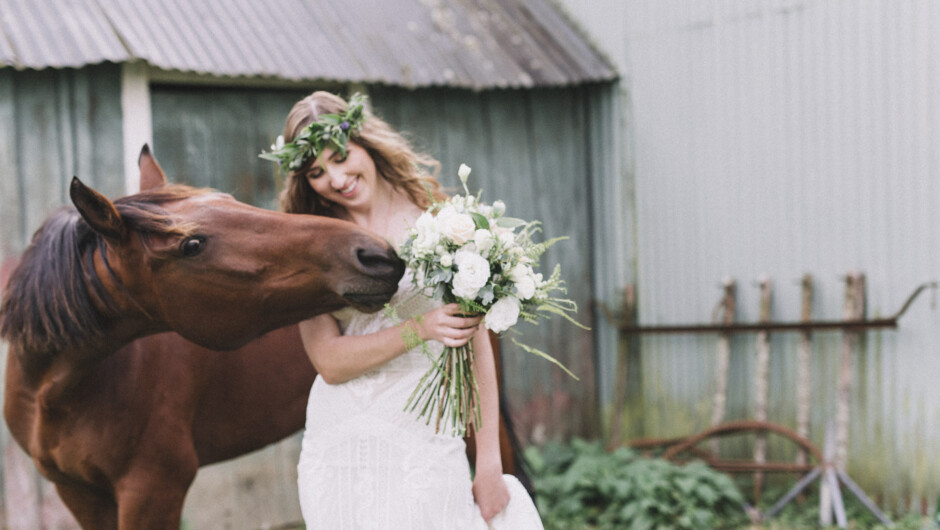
[264,91,544,529]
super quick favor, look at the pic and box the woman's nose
[327,166,347,188]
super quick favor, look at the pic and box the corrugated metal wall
[559,0,940,512]
[0,63,124,529]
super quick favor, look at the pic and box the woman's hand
[414,303,482,348]
[472,464,510,522]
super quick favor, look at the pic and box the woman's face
[304,142,379,212]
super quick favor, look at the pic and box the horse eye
[180,236,206,257]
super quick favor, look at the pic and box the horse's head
[67,146,404,350]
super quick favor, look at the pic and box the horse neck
[15,316,163,404]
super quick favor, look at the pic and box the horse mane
[0,183,213,358]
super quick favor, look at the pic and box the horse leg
[54,481,118,530]
[112,442,198,530]
[114,474,193,530]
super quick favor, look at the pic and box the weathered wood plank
[0,69,21,257]
[4,443,42,529]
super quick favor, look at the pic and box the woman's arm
[299,304,482,384]
[470,326,511,521]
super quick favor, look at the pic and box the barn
[0,0,619,527]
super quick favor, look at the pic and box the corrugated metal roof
[0,0,616,88]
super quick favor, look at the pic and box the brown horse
[1,147,405,529]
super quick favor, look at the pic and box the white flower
[440,253,454,267]
[272,135,285,151]
[497,228,515,248]
[492,200,506,216]
[458,163,472,181]
[515,276,536,300]
[413,211,441,254]
[473,229,495,254]
[509,264,537,299]
[485,296,520,333]
[452,250,490,299]
[438,205,476,245]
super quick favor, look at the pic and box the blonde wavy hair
[278,91,446,217]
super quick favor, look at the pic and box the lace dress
[297,270,544,529]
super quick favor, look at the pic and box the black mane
[0,184,210,357]
[0,207,113,357]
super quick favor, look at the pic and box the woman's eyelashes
[306,155,347,180]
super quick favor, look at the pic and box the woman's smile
[339,177,359,198]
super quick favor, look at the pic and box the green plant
[525,438,748,530]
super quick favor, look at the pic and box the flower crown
[259,93,368,171]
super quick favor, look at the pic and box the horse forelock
[114,183,213,259]
[0,184,215,356]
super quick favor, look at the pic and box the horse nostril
[356,247,405,278]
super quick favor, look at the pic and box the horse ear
[70,177,126,242]
[138,144,167,191]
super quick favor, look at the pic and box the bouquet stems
[406,343,481,437]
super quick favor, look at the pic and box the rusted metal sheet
[0,0,616,89]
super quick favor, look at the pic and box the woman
[266,91,543,529]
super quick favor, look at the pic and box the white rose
[485,297,520,333]
[438,208,476,245]
[473,229,495,254]
[515,276,536,300]
[440,253,454,267]
[452,250,490,299]
[492,200,506,216]
[413,211,440,254]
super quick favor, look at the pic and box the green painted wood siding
[151,85,314,209]
[0,64,124,256]
[372,86,602,440]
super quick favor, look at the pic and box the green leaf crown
[259,93,367,171]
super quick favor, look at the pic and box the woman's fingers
[419,305,484,346]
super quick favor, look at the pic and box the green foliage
[525,439,748,530]
[259,93,366,170]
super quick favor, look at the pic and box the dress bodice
[331,267,443,377]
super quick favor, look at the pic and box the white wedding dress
[297,269,544,529]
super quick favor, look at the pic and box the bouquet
[398,164,584,436]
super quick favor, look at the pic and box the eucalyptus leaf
[496,216,527,228]
[470,212,490,230]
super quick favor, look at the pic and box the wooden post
[795,274,813,468]
[837,273,865,470]
[609,284,637,448]
[822,272,865,527]
[753,275,772,504]
[710,278,736,456]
